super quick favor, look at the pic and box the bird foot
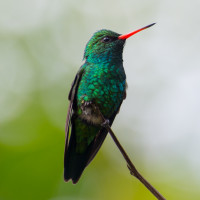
[101,119,110,127]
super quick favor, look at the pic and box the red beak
[118,23,156,40]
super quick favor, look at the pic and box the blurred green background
[1,0,200,199]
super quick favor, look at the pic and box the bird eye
[102,36,111,43]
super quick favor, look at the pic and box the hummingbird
[64,23,155,184]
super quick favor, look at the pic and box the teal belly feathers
[77,62,126,119]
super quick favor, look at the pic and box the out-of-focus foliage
[0,0,200,200]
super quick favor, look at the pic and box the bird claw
[101,119,110,127]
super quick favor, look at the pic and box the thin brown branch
[105,125,166,200]
[99,110,166,200]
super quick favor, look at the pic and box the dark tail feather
[64,129,91,184]
[64,117,103,184]
[64,113,117,183]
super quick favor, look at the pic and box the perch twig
[99,110,166,200]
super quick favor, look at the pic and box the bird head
[84,23,155,64]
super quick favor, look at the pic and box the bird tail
[64,133,89,183]
[64,117,104,184]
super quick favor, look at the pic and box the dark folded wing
[65,68,84,150]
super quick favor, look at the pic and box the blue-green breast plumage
[77,61,126,121]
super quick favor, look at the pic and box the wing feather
[65,68,84,149]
